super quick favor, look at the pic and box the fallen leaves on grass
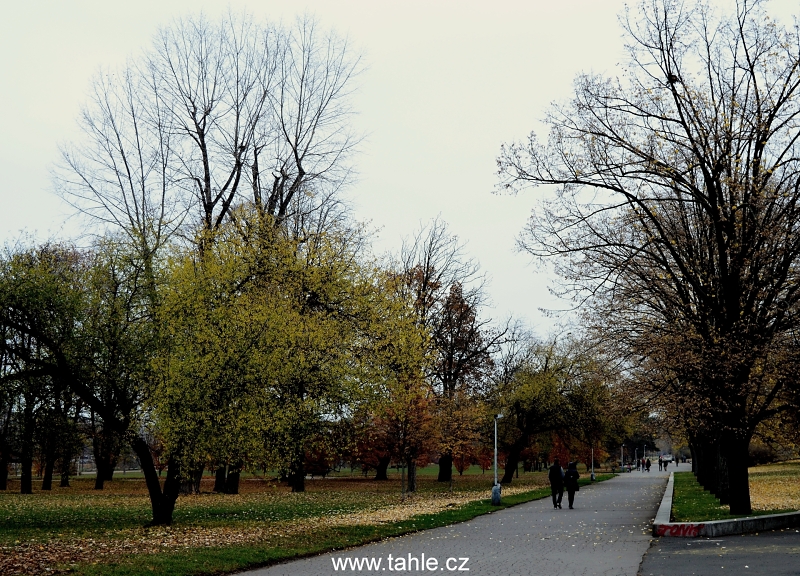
[749,461,800,512]
[0,480,548,575]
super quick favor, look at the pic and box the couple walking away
[548,459,580,509]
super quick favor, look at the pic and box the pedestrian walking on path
[646,457,651,471]
[548,458,564,509]
[564,461,580,509]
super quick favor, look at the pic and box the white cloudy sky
[1,0,797,333]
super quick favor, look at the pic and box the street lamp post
[621,444,625,472]
[492,414,503,505]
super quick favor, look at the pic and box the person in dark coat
[564,461,580,509]
[548,458,564,509]
[645,458,651,472]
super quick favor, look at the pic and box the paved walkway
[241,469,670,576]
[639,527,800,575]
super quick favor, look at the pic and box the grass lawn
[0,465,611,576]
[671,460,800,522]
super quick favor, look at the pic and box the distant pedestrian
[641,457,646,473]
[548,458,564,509]
[663,458,669,471]
[564,461,580,509]
[645,458,651,472]
[658,455,663,471]
[675,456,678,468]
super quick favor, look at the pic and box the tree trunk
[105,451,118,482]
[41,456,55,490]
[405,457,417,492]
[214,464,227,492]
[693,435,720,497]
[0,451,8,490]
[225,464,241,494]
[93,434,109,490]
[289,457,305,492]
[59,452,72,488]
[180,466,203,494]
[726,435,752,515]
[374,456,390,481]
[20,435,34,495]
[715,439,731,505]
[437,453,453,482]
[94,460,107,490]
[501,443,522,484]
[20,452,33,494]
[131,436,181,526]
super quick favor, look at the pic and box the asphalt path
[240,469,670,576]
[639,528,800,576]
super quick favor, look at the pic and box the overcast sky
[1,1,797,334]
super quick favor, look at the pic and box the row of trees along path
[499,0,800,515]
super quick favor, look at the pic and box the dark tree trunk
[374,456,391,481]
[104,452,118,482]
[501,443,522,484]
[20,452,33,494]
[59,451,72,488]
[726,435,752,515]
[180,466,203,494]
[0,452,8,490]
[93,434,109,490]
[94,461,107,490]
[214,464,227,492]
[437,453,453,482]
[225,465,241,495]
[693,435,720,497]
[92,431,120,489]
[20,400,34,494]
[131,436,181,526]
[716,440,731,505]
[405,457,417,492]
[289,458,305,493]
[41,456,55,490]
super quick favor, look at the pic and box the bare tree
[253,17,360,227]
[57,12,361,251]
[498,0,800,514]
[57,67,183,266]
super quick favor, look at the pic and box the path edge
[652,471,800,537]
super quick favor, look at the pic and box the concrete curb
[652,471,800,537]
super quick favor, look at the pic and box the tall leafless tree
[57,12,361,253]
[498,0,800,514]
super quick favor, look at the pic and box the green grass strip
[72,475,613,576]
[671,471,792,522]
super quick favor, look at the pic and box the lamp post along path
[492,414,503,505]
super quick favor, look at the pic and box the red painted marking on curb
[655,523,704,537]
